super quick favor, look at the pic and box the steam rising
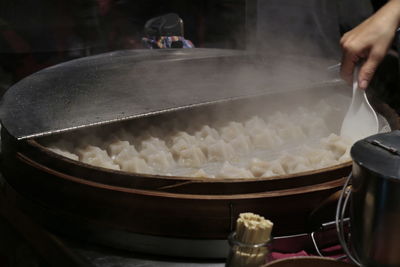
[37,43,358,179]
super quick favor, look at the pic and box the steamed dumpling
[278,153,310,174]
[301,146,336,169]
[291,163,312,173]
[170,132,198,156]
[248,158,270,177]
[119,157,152,174]
[207,140,236,161]
[217,162,254,178]
[76,145,120,170]
[145,151,175,170]
[140,137,169,158]
[114,145,140,166]
[195,125,220,140]
[46,97,354,179]
[321,134,353,159]
[229,134,252,154]
[248,158,285,177]
[197,135,219,155]
[251,128,283,149]
[107,140,131,158]
[220,122,246,141]
[177,145,207,167]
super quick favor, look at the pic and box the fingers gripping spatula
[340,66,379,141]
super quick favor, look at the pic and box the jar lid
[351,130,400,179]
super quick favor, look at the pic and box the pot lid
[351,130,400,179]
[0,48,334,140]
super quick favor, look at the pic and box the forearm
[378,0,400,29]
[340,0,400,89]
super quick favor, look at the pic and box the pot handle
[310,218,348,259]
[335,172,361,266]
[306,178,348,258]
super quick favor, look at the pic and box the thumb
[358,50,384,90]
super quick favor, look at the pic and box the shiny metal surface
[0,48,333,140]
[350,130,400,267]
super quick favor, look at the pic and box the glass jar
[226,232,272,267]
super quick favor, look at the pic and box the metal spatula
[340,66,379,141]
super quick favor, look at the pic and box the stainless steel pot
[337,130,400,267]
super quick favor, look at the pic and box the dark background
[0,1,246,82]
[0,0,248,96]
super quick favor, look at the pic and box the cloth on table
[142,36,194,49]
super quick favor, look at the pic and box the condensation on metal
[0,48,335,140]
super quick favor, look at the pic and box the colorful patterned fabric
[142,36,194,49]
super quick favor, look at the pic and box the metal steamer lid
[351,130,400,179]
[0,49,247,140]
[0,48,334,140]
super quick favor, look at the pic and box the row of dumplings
[192,133,352,178]
[46,102,352,179]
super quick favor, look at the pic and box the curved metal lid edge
[0,48,336,140]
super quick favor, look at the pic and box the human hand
[340,0,400,89]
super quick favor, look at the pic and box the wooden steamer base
[1,49,398,258]
[1,126,351,258]
[2,87,399,257]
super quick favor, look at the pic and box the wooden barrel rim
[16,151,346,200]
[27,139,352,183]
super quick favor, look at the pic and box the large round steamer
[1,49,398,257]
